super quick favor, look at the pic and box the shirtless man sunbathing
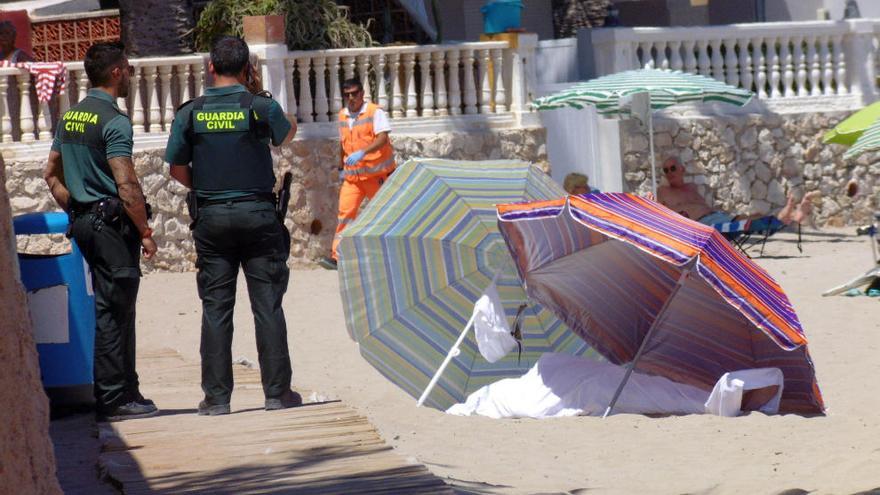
[656,157,819,226]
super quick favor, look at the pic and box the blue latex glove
[345,150,366,166]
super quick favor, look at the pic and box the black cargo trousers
[192,198,292,406]
[69,207,142,412]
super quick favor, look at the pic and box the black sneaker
[134,392,155,407]
[198,400,231,416]
[97,401,159,422]
[265,390,303,411]
[317,257,337,270]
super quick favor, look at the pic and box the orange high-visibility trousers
[331,175,385,260]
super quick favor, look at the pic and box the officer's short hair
[342,78,363,93]
[211,36,250,76]
[84,42,126,87]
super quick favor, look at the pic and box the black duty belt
[199,193,276,207]
[69,200,102,215]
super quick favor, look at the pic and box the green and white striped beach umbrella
[533,69,753,196]
[843,117,880,159]
[532,68,753,114]
[337,159,594,410]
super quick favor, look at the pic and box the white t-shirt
[342,103,391,134]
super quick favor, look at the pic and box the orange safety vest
[338,102,396,182]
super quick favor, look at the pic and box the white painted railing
[1,55,207,143]
[278,42,512,123]
[585,19,880,109]
[1,38,537,144]
[70,55,208,134]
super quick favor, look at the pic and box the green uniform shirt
[51,89,133,204]
[165,84,292,201]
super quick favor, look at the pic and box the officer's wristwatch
[141,227,154,239]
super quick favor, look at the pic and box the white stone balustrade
[274,41,513,123]
[586,19,880,110]
[67,56,207,137]
[0,39,532,144]
[0,55,206,144]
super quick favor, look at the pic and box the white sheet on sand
[446,353,784,418]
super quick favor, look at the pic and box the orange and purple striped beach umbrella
[497,193,824,415]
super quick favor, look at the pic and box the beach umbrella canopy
[842,116,880,159]
[496,193,824,415]
[532,68,753,195]
[822,101,880,147]
[337,159,593,410]
[532,68,753,113]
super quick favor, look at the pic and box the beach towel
[446,353,784,418]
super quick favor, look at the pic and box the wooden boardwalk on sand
[98,349,452,494]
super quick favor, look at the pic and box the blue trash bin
[13,212,95,405]
[481,0,524,34]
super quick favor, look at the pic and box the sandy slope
[137,227,880,495]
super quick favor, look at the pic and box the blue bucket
[481,0,524,34]
[14,212,96,405]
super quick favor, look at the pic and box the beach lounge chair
[713,216,801,257]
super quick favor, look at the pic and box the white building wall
[535,38,579,86]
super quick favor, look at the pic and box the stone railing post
[582,28,639,78]
[843,19,878,105]
[0,74,11,143]
[505,33,538,120]
[243,15,291,114]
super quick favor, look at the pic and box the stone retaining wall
[5,127,549,272]
[619,111,878,226]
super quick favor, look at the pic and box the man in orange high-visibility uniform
[318,78,396,270]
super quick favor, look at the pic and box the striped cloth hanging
[1,61,68,103]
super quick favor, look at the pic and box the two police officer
[44,42,158,421]
[166,36,300,415]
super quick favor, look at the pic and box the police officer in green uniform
[43,42,158,421]
[166,36,299,415]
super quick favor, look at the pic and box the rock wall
[620,111,878,226]
[5,127,549,272]
[0,158,62,494]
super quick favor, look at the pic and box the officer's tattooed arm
[43,150,71,211]
[108,156,151,235]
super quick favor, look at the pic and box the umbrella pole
[649,112,657,198]
[602,266,692,418]
[416,312,478,407]
[417,270,504,407]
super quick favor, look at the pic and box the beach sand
[136,227,880,494]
